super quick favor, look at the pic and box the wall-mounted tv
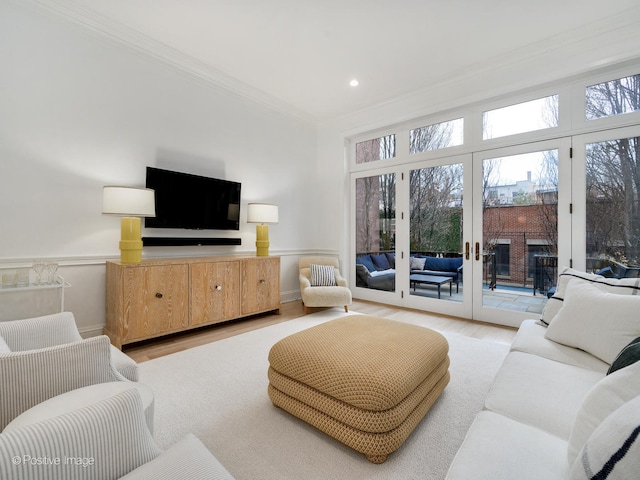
[145,167,241,231]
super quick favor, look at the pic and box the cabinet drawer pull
[155,292,163,299]
[215,285,222,291]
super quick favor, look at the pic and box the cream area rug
[138,310,509,480]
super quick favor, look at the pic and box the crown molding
[22,0,319,126]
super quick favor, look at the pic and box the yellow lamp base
[119,217,143,264]
[255,224,270,256]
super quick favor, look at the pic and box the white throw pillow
[539,267,602,326]
[544,280,640,364]
[0,335,9,353]
[569,395,640,480]
[539,267,640,327]
[567,360,640,465]
[310,264,336,286]
[410,256,426,270]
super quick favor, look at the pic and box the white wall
[0,2,322,333]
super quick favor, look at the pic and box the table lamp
[102,186,156,264]
[247,203,278,256]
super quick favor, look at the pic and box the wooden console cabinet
[105,256,280,348]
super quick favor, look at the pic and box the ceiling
[36,0,640,122]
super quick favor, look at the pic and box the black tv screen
[145,167,241,230]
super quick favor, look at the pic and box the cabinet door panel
[191,261,240,326]
[241,257,280,315]
[121,264,189,341]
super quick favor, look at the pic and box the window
[586,73,640,120]
[483,95,558,140]
[494,243,510,277]
[410,118,464,153]
[355,134,396,164]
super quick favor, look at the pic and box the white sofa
[446,268,640,480]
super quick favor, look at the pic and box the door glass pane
[586,74,640,120]
[355,135,396,164]
[585,136,640,275]
[409,163,463,301]
[355,173,396,291]
[482,150,558,312]
[410,118,464,153]
[483,95,558,140]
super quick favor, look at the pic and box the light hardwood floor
[123,299,517,363]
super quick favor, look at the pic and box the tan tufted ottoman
[268,315,450,463]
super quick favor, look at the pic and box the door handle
[475,242,480,261]
[465,242,470,260]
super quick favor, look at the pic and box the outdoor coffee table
[409,274,453,298]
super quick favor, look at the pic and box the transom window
[410,118,464,153]
[355,134,396,164]
[586,73,640,121]
[482,95,558,140]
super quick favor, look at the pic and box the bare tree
[409,165,461,252]
[585,75,640,266]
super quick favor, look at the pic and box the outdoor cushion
[356,255,376,273]
[370,253,391,271]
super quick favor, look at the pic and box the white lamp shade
[102,186,156,217]
[247,203,278,224]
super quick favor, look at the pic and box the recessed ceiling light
[349,79,359,87]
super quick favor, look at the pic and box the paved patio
[409,284,548,314]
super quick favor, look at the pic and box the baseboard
[79,325,105,339]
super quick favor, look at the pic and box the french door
[352,155,473,319]
[352,140,572,326]
[471,139,571,326]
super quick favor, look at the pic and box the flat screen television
[145,167,241,230]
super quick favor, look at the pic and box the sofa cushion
[356,255,376,273]
[510,320,609,373]
[444,411,569,480]
[607,336,640,375]
[370,253,391,271]
[569,395,640,480]
[567,359,640,465]
[540,267,602,326]
[410,256,426,270]
[540,267,640,327]
[484,351,603,439]
[544,280,640,364]
[423,256,461,272]
[384,252,396,268]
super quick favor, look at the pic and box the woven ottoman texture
[268,315,450,463]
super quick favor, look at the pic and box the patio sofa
[355,253,396,291]
[409,255,463,292]
[445,267,640,479]
[355,252,463,292]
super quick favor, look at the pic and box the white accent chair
[299,256,352,314]
[0,388,235,479]
[0,335,151,431]
[0,312,139,381]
